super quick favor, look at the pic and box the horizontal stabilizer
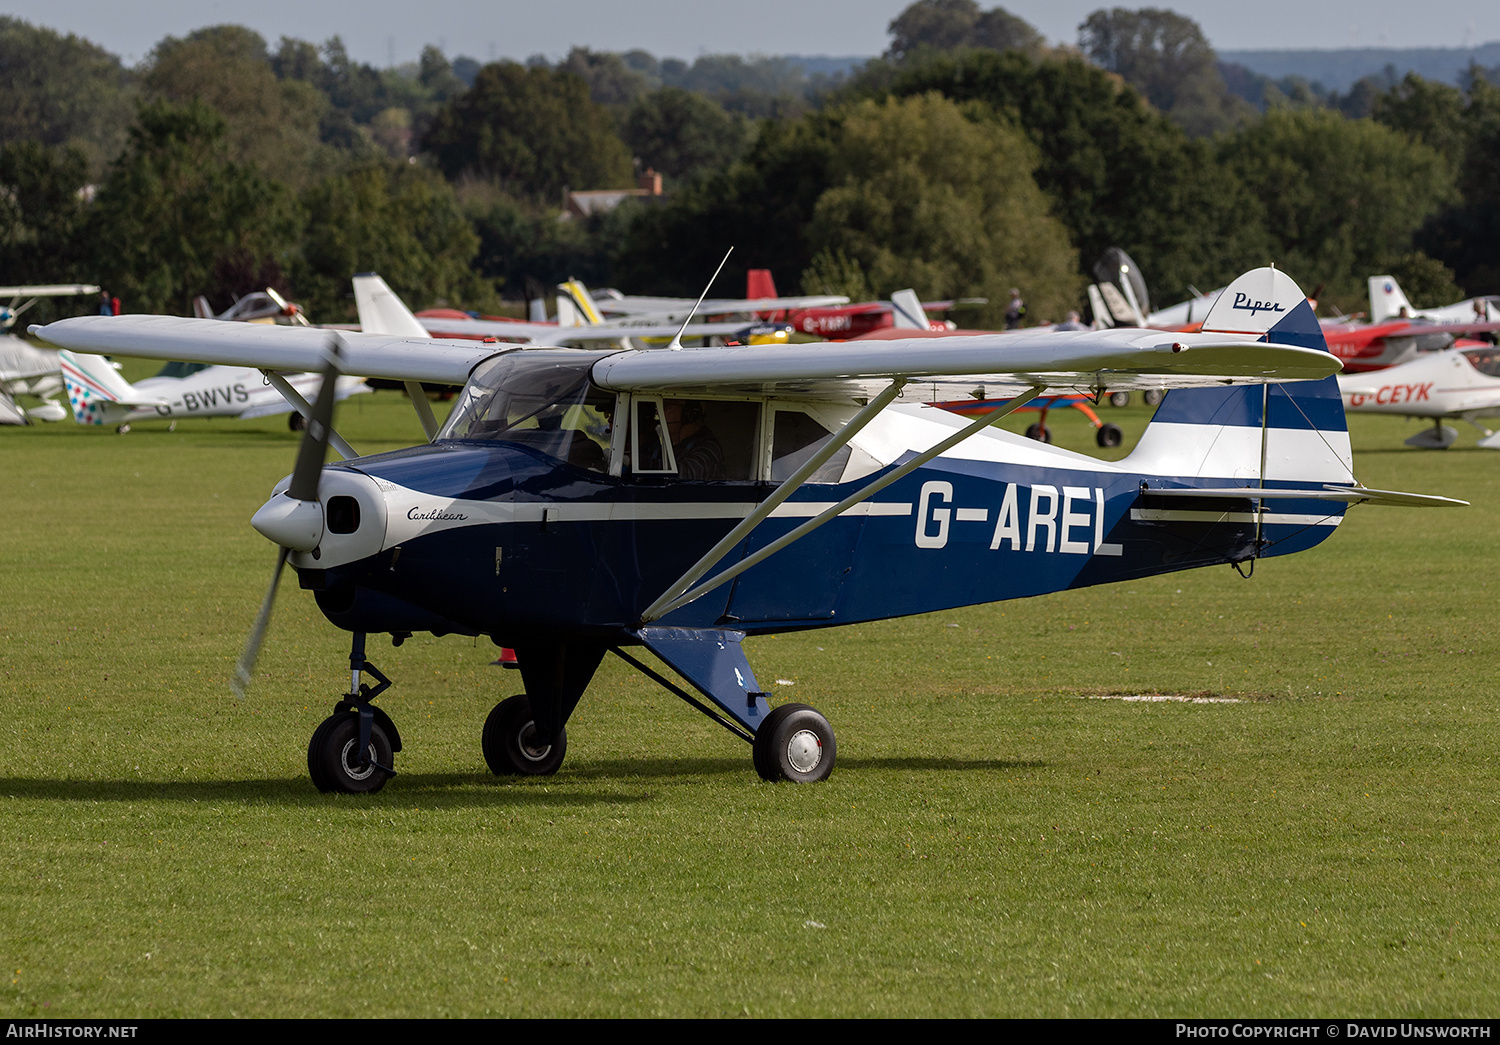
[1144,485,1468,508]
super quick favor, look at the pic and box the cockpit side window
[1463,348,1500,377]
[770,407,851,483]
[623,397,760,480]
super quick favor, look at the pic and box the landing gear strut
[308,632,401,794]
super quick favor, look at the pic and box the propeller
[231,336,344,697]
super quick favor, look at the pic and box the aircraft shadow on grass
[0,775,650,809]
[0,757,1042,804]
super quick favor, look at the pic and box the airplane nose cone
[251,493,324,551]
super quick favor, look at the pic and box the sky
[5,0,1500,68]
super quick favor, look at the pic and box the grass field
[1,380,1496,1017]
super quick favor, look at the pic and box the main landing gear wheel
[482,694,567,776]
[1095,422,1123,448]
[1142,389,1164,407]
[1108,391,1130,408]
[308,713,393,794]
[1024,423,1052,443]
[753,704,836,783]
[288,411,306,432]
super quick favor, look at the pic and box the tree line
[0,3,1496,328]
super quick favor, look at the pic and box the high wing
[0,283,102,298]
[32,318,1342,400]
[416,314,763,344]
[0,337,63,381]
[594,294,850,318]
[590,328,1342,398]
[31,315,496,387]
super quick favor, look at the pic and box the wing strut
[639,379,908,623]
[403,381,439,441]
[260,369,357,460]
[639,382,1045,624]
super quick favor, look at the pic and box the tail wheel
[482,694,567,776]
[753,703,836,783]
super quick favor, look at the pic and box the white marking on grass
[1081,693,1241,704]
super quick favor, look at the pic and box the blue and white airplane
[31,267,1462,793]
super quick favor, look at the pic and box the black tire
[306,714,339,793]
[1142,389,1163,407]
[1108,391,1130,408]
[482,694,567,776]
[1024,422,1052,443]
[288,411,306,432]
[1096,422,1123,448]
[753,703,836,783]
[309,713,393,794]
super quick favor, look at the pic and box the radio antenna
[667,247,733,351]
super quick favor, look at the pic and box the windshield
[438,349,615,471]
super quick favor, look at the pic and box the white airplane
[192,287,312,326]
[1368,275,1500,325]
[30,266,1462,794]
[416,278,792,347]
[581,284,849,322]
[1339,344,1500,448]
[0,283,105,423]
[59,350,369,433]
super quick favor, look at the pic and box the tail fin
[58,350,140,425]
[352,273,429,338]
[1129,267,1352,490]
[1368,275,1412,323]
[556,279,605,327]
[746,269,777,300]
[889,289,931,330]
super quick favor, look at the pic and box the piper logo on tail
[1231,293,1285,317]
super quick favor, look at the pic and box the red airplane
[746,269,957,336]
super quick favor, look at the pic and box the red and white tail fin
[58,350,159,425]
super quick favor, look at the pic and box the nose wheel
[482,694,567,776]
[308,712,394,794]
[753,703,836,783]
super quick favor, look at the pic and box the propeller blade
[235,337,346,697]
[232,546,290,698]
[287,336,343,502]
